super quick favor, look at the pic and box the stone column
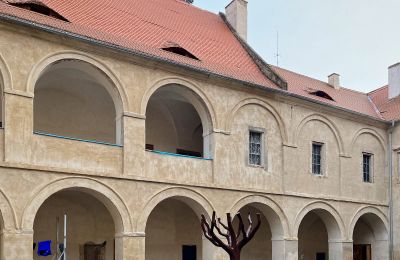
[1,230,33,260]
[372,239,389,260]
[272,238,298,260]
[3,91,33,164]
[122,113,146,177]
[115,232,145,260]
[328,240,353,260]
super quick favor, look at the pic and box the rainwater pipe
[389,120,395,260]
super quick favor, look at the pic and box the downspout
[389,120,394,260]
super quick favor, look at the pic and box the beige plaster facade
[0,20,396,260]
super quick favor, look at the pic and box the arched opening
[145,197,209,260]
[233,203,285,260]
[145,85,213,159]
[298,209,342,260]
[33,190,116,260]
[352,213,388,260]
[33,59,123,145]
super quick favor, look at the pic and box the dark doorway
[182,245,197,260]
[354,244,371,260]
[316,252,326,260]
[84,241,106,260]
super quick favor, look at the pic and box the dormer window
[309,90,335,101]
[161,42,199,60]
[10,2,69,22]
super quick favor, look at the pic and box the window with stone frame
[362,153,373,183]
[249,130,263,166]
[312,142,323,175]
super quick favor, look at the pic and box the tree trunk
[230,255,240,260]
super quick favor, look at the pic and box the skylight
[309,90,335,101]
[10,2,69,22]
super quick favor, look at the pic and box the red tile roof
[369,86,400,121]
[272,66,383,119]
[0,0,278,88]
[0,0,398,121]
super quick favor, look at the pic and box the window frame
[247,127,266,168]
[362,152,374,183]
[311,142,325,176]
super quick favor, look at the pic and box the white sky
[194,0,400,92]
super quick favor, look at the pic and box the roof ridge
[219,12,287,90]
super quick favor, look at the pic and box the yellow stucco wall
[0,21,394,260]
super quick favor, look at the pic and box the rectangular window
[312,143,323,175]
[397,152,400,179]
[249,131,262,166]
[182,245,196,260]
[363,153,373,183]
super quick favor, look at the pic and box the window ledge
[247,164,265,169]
[311,172,327,178]
[34,131,122,147]
[146,149,212,161]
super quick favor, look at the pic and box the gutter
[389,120,395,260]
[0,12,392,125]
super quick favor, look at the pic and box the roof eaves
[219,12,288,90]
[0,12,391,126]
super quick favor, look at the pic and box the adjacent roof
[369,86,400,121]
[0,0,398,122]
[271,66,383,119]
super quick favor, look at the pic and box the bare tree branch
[201,211,262,260]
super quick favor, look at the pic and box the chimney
[328,73,340,89]
[225,0,248,41]
[389,62,400,99]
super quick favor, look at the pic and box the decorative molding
[4,89,34,98]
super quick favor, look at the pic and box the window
[249,131,263,166]
[363,153,373,183]
[312,143,323,175]
[397,152,400,179]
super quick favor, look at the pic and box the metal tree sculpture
[201,211,261,260]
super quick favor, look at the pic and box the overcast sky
[195,0,400,93]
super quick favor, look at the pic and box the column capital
[115,231,146,238]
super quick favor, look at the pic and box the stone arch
[21,177,132,234]
[229,195,290,240]
[28,51,128,144]
[140,77,217,133]
[294,201,345,241]
[0,188,18,231]
[226,98,288,144]
[0,53,12,91]
[349,206,388,241]
[294,114,345,155]
[27,50,128,114]
[350,128,386,154]
[137,187,214,232]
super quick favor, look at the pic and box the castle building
[0,0,399,259]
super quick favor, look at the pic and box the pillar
[372,239,389,260]
[328,240,353,260]
[115,232,145,260]
[3,91,33,164]
[122,113,146,177]
[272,238,298,260]
[1,230,33,260]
